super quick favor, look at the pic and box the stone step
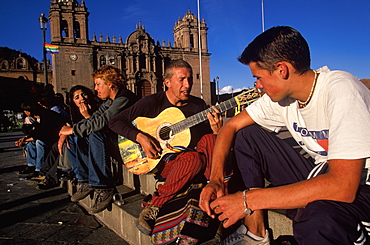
[65,168,293,244]
[267,209,293,240]
[63,126,298,244]
[65,181,151,245]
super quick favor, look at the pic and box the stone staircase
[65,166,293,245]
[63,126,297,244]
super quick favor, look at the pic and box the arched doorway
[136,80,151,98]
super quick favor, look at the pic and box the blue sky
[1,0,369,94]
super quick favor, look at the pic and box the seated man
[109,59,222,235]
[15,101,68,177]
[59,65,138,214]
[200,26,370,245]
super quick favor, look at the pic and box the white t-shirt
[246,66,370,184]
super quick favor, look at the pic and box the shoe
[201,233,222,245]
[71,177,78,186]
[71,183,93,202]
[24,171,40,179]
[89,188,115,214]
[136,205,159,236]
[31,174,46,181]
[217,225,270,245]
[37,179,59,190]
[19,165,35,175]
[59,171,74,181]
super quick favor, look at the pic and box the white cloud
[219,85,248,95]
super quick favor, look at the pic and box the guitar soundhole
[159,126,172,141]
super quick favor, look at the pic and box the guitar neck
[170,97,238,135]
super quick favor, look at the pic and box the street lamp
[38,13,48,86]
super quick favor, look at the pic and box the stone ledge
[267,209,293,239]
[65,179,293,244]
[65,181,151,245]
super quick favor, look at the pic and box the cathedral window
[190,34,194,48]
[100,56,106,66]
[16,58,26,69]
[139,54,146,70]
[73,21,81,38]
[61,20,69,37]
[0,60,9,70]
[109,56,115,65]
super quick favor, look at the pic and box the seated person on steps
[59,65,138,214]
[15,101,68,178]
[36,85,100,189]
[109,59,223,235]
[199,26,370,245]
[16,105,39,171]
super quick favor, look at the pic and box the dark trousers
[234,124,370,244]
[40,142,59,184]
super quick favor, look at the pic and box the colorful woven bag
[151,184,219,245]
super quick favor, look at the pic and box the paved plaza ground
[0,130,128,245]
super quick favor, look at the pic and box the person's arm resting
[200,110,255,217]
[209,158,364,228]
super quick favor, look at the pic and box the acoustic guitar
[118,87,261,175]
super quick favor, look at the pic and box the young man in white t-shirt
[199,26,370,244]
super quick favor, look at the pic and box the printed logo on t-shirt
[293,122,328,156]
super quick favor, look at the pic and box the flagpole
[197,0,203,99]
[261,0,265,32]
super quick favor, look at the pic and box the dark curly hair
[68,85,100,124]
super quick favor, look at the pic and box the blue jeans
[26,139,46,171]
[26,141,36,167]
[75,130,118,189]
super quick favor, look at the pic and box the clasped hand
[15,137,27,147]
[199,180,246,228]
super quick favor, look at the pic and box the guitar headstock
[235,87,261,106]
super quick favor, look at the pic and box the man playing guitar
[109,59,222,236]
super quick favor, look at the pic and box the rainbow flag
[45,43,59,54]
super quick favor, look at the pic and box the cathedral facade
[48,0,212,104]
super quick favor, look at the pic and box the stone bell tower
[173,9,208,52]
[49,0,89,44]
[173,9,211,103]
[48,0,94,93]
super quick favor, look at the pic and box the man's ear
[275,62,289,79]
[163,79,171,88]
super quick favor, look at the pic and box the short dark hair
[164,59,193,80]
[20,101,44,116]
[238,26,311,74]
[20,102,33,113]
